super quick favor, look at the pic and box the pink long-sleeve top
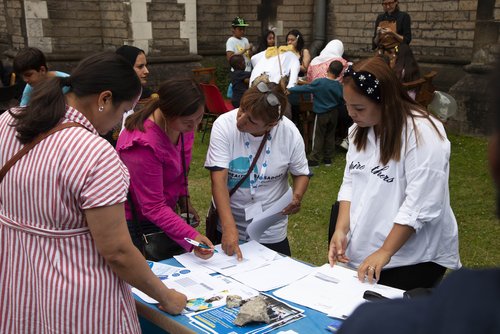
[116,119,198,251]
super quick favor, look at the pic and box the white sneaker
[340,137,349,150]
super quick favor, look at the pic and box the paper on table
[202,240,279,276]
[147,260,184,277]
[273,264,404,319]
[231,256,316,291]
[247,187,292,241]
[183,275,260,314]
[133,270,227,302]
[174,253,216,274]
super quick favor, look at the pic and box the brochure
[187,293,305,334]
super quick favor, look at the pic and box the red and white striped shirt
[0,107,140,333]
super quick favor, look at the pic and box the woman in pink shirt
[117,78,214,260]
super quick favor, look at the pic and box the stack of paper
[175,240,279,276]
[273,264,404,319]
[231,256,315,291]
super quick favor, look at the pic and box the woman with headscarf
[307,39,348,83]
[307,40,351,149]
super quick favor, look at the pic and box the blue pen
[184,237,218,253]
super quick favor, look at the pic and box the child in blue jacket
[288,61,344,167]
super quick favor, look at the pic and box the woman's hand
[357,249,392,284]
[221,226,242,261]
[281,197,301,215]
[193,234,215,260]
[328,230,350,266]
[158,288,187,315]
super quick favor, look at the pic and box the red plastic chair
[199,83,234,142]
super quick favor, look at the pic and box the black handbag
[205,132,269,244]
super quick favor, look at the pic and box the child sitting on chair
[229,54,251,108]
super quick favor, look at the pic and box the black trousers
[378,262,447,291]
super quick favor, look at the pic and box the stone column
[448,0,500,135]
[127,0,152,52]
[23,0,52,52]
[177,0,197,54]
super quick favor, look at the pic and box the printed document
[247,187,292,241]
[273,264,404,318]
[231,256,315,291]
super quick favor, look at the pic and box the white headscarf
[310,39,344,66]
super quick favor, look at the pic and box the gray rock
[226,295,243,308]
[233,296,270,326]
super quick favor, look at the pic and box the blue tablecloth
[134,257,336,333]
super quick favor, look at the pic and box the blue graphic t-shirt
[204,109,310,243]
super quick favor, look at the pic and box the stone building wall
[1,0,25,51]
[149,0,188,56]
[196,0,261,54]
[329,0,479,62]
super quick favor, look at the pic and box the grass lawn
[188,130,500,268]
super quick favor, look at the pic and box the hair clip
[344,65,381,102]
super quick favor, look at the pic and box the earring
[98,106,104,113]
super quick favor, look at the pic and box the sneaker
[308,160,319,168]
[340,137,349,150]
[323,158,332,166]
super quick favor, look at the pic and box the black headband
[344,65,381,102]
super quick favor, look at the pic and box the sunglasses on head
[256,81,282,120]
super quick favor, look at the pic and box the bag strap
[0,122,85,184]
[228,131,268,197]
[180,133,190,221]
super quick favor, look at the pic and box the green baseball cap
[232,17,249,27]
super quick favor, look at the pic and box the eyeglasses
[382,1,396,6]
[256,81,282,120]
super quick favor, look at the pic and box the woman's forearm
[380,223,415,256]
[335,201,351,234]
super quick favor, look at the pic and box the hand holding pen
[184,236,216,260]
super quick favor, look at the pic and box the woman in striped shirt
[0,52,186,333]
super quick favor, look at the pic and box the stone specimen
[233,296,270,326]
[226,295,243,308]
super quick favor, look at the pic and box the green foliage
[189,131,500,268]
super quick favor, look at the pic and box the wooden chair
[403,71,437,107]
[199,83,233,142]
[192,67,217,85]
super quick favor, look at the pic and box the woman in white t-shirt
[328,56,461,291]
[205,82,310,260]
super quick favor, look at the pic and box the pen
[184,237,218,253]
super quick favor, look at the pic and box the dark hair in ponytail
[125,78,204,132]
[9,52,141,144]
